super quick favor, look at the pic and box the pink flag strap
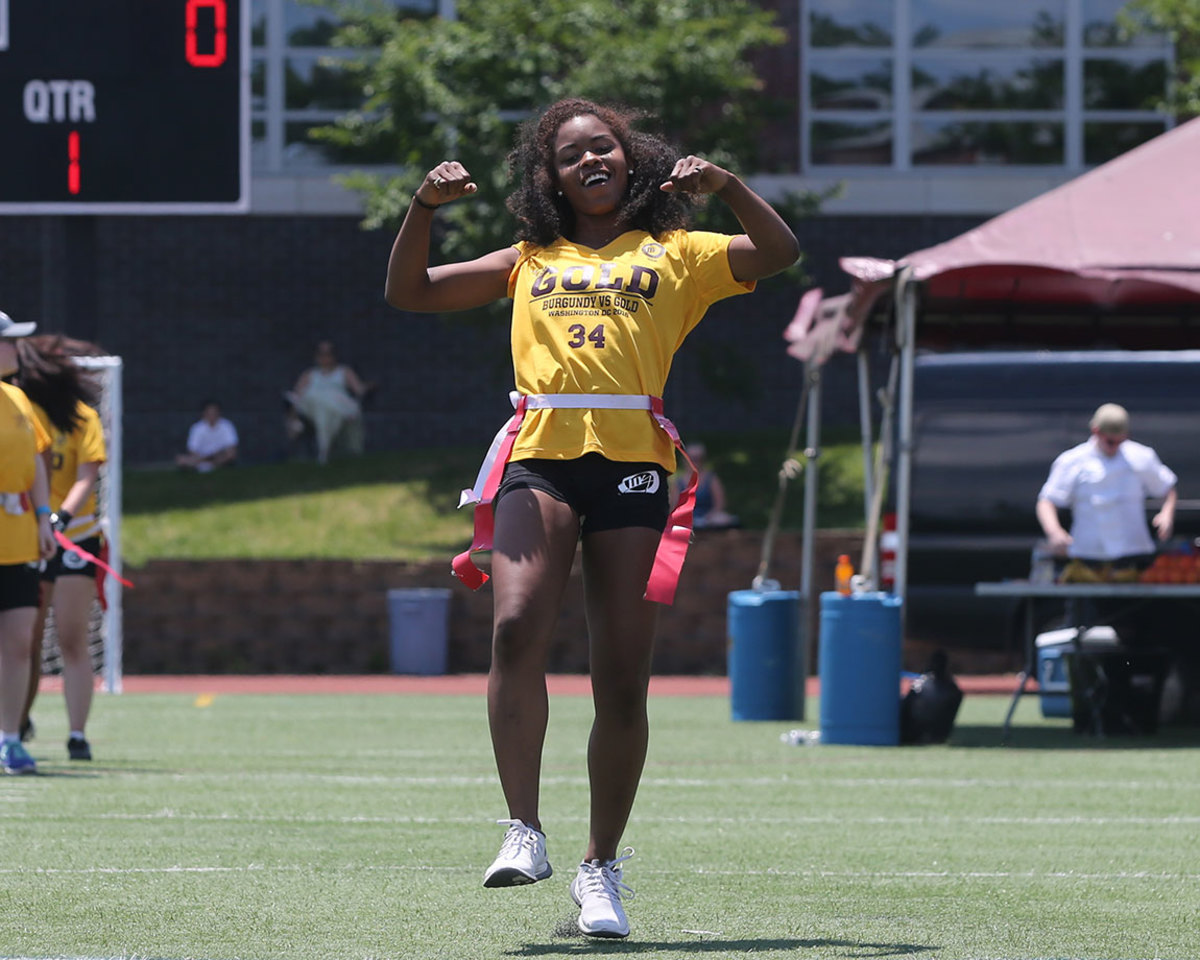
[451,394,699,605]
[451,395,529,589]
[53,530,135,589]
[644,397,699,605]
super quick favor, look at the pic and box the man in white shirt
[1037,403,1177,575]
[1035,403,1184,732]
[175,400,239,472]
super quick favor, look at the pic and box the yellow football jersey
[505,229,753,470]
[0,381,51,565]
[32,400,107,541]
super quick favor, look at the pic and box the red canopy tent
[782,118,1200,606]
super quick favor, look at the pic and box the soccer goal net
[38,355,125,694]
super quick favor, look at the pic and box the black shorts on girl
[42,535,102,583]
[495,452,669,535]
[0,562,42,612]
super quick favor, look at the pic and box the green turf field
[4,691,1198,959]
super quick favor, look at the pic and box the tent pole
[894,267,916,604]
[798,361,822,691]
[857,348,875,585]
[799,362,822,604]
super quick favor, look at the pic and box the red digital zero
[186,0,227,68]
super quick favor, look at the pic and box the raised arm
[385,162,518,313]
[661,156,800,283]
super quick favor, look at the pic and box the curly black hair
[506,98,699,247]
[14,335,103,434]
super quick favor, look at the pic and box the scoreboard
[0,0,248,213]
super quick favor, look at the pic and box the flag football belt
[53,530,134,590]
[452,392,699,605]
[0,495,133,595]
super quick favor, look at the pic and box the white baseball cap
[0,310,37,338]
[1090,403,1130,435]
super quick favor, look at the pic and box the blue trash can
[727,589,803,721]
[387,588,451,675]
[818,591,903,745]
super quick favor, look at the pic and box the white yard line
[100,771,1200,790]
[0,863,1195,881]
[0,808,1198,827]
[0,809,1197,827]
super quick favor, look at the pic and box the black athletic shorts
[0,562,41,612]
[495,453,670,536]
[42,535,102,583]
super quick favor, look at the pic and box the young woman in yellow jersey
[13,335,107,761]
[385,99,798,938]
[0,312,56,775]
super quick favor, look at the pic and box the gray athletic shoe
[570,849,635,938]
[483,819,552,888]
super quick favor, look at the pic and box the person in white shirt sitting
[1036,402,1177,581]
[175,399,239,472]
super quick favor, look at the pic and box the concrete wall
[122,529,869,676]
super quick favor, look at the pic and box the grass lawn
[121,429,869,565]
[4,689,1198,959]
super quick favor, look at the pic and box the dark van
[902,349,1200,672]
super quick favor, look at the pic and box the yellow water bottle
[835,554,854,595]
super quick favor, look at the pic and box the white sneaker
[483,819,552,888]
[570,848,635,938]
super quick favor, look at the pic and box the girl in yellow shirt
[13,335,108,761]
[0,313,56,775]
[385,99,798,938]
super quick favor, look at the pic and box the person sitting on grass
[176,399,238,473]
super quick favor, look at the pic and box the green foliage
[1123,0,1200,118]
[309,0,806,252]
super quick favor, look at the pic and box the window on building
[803,0,1171,171]
[251,0,438,174]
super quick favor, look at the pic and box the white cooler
[1035,625,1119,718]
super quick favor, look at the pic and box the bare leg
[487,489,580,832]
[54,576,96,734]
[19,582,51,730]
[580,527,661,862]
[0,608,37,735]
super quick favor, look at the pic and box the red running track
[39,674,1020,696]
